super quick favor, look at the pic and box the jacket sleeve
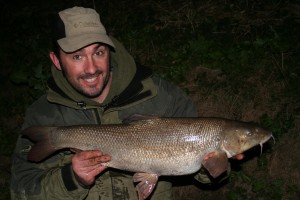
[10,98,90,199]
[11,136,89,200]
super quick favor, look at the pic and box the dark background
[0,0,299,199]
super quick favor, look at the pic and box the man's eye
[95,51,104,56]
[73,55,81,60]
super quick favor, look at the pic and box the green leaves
[260,113,294,138]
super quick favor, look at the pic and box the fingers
[85,164,108,178]
[204,153,244,161]
[77,163,107,178]
[203,152,215,160]
[73,164,107,187]
[75,150,111,166]
[71,150,111,187]
[232,154,244,160]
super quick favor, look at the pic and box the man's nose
[84,57,97,74]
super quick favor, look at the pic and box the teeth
[85,77,97,83]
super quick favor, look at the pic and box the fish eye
[246,130,253,136]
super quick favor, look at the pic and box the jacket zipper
[92,108,102,125]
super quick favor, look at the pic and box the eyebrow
[93,43,105,50]
[94,43,108,49]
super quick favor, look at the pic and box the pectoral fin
[133,172,159,200]
[201,152,228,178]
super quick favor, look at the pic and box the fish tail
[21,127,58,162]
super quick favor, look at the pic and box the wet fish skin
[22,116,272,199]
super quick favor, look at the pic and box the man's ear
[49,52,62,70]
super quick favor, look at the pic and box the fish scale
[22,116,272,200]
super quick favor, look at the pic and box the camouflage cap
[53,6,115,52]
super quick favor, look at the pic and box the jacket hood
[47,37,138,109]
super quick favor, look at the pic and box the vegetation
[0,0,299,199]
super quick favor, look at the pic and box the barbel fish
[22,115,272,199]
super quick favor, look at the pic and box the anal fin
[133,172,159,200]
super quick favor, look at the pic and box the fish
[21,115,273,200]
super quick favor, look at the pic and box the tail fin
[21,127,58,162]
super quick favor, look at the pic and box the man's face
[58,43,111,99]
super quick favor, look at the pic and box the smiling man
[10,6,240,200]
[50,43,112,102]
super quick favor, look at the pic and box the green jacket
[10,37,208,200]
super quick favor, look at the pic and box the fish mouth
[259,134,274,154]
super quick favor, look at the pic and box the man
[10,7,241,200]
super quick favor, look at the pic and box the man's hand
[232,154,244,160]
[71,150,111,187]
[203,153,244,161]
